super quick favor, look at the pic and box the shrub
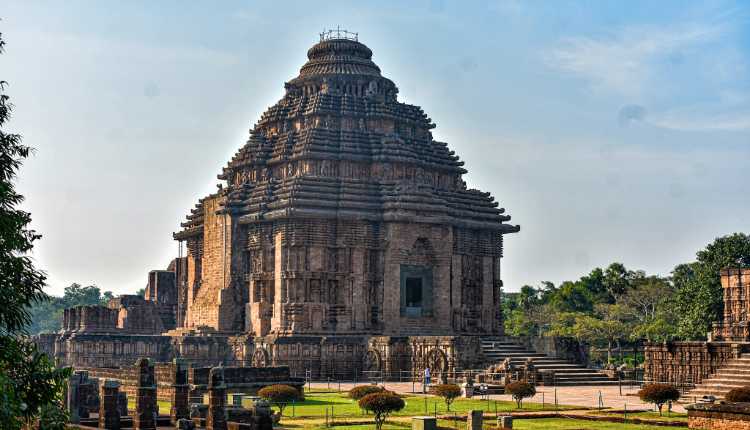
[726,387,750,403]
[505,381,536,408]
[348,384,384,400]
[257,384,300,417]
[358,392,405,430]
[433,384,462,411]
[638,383,680,416]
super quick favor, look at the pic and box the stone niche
[399,264,433,318]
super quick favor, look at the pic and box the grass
[126,399,171,415]
[483,418,686,429]
[275,417,682,430]
[254,390,580,419]
[122,390,681,430]
[588,410,689,422]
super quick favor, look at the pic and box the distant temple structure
[37,32,520,378]
[645,267,750,399]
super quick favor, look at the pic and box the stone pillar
[497,416,513,429]
[171,358,190,424]
[116,392,128,418]
[98,379,121,430]
[133,358,157,430]
[206,367,227,430]
[466,410,482,430]
[67,371,82,424]
[412,416,437,430]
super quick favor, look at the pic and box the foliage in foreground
[358,392,405,430]
[257,384,301,417]
[0,29,72,429]
[638,383,680,416]
[505,381,536,408]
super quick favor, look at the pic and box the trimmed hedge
[505,381,536,408]
[638,383,680,416]
[433,384,462,411]
[726,387,750,403]
[257,384,301,417]
[358,392,405,430]
[348,384,385,400]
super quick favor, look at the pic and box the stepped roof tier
[175,37,518,240]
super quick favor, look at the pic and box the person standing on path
[423,367,431,393]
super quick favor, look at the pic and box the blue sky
[2,1,749,296]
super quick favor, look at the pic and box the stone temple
[39,32,521,379]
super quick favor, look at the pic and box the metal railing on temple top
[319,27,358,42]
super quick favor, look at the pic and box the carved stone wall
[713,268,750,342]
[644,342,736,386]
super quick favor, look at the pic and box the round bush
[638,383,680,415]
[257,384,300,417]
[348,384,385,400]
[726,387,750,403]
[358,392,406,430]
[505,381,536,408]
[433,384,462,411]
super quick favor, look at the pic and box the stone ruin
[69,358,276,430]
[36,31,519,379]
[645,268,750,391]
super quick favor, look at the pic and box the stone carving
[363,349,382,372]
[251,348,269,367]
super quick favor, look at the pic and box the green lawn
[257,390,579,419]
[588,410,689,422]
[125,390,683,430]
[276,417,683,430]
[483,418,686,429]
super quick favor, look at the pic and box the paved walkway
[307,381,686,413]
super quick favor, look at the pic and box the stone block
[412,416,437,430]
[176,418,195,430]
[497,415,513,429]
[466,410,482,430]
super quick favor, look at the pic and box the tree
[358,392,405,430]
[0,29,71,428]
[618,276,677,342]
[257,384,300,418]
[505,381,536,408]
[673,234,750,340]
[638,384,680,416]
[570,306,629,365]
[433,384,461,412]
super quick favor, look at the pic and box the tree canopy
[503,233,750,363]
[27,283,115,334]
[0,29,71,429]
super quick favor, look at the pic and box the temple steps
[481,336,619,386]
[685,355,750,401]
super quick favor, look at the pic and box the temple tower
[173,31,519,374]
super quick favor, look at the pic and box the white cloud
[545,14,750,133]
[546,22,727,97]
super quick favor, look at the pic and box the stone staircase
[685,355,750,401]
[481,337,619,386]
